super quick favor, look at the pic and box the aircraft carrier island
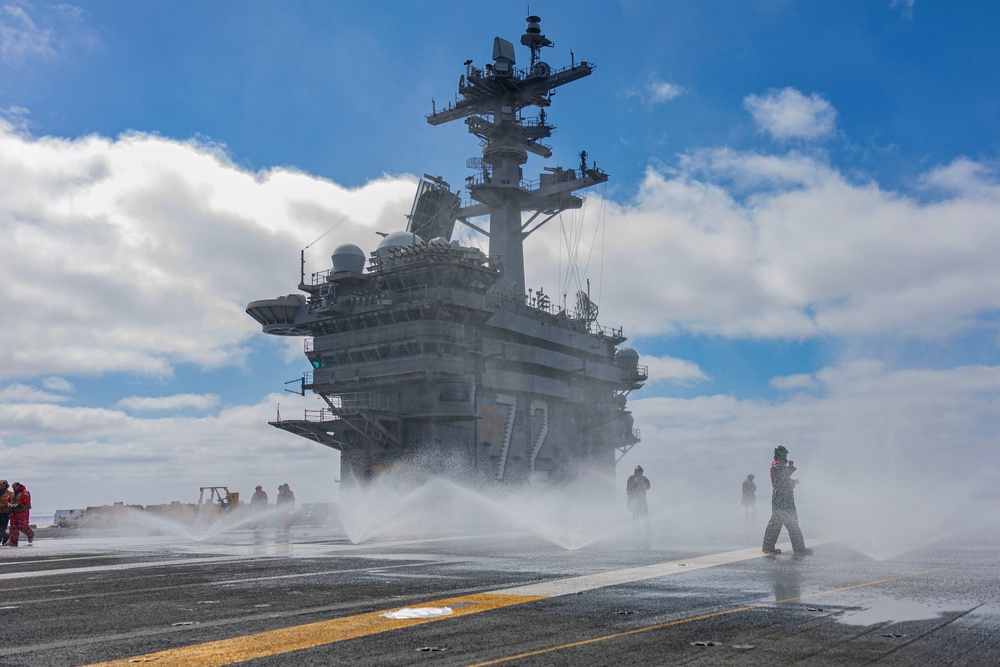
[247,16,647,490]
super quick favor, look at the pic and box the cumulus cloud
[42,376,73,392]
[744,87,837,141]
[643,355,709,385]
[0,382,70,403]
[116,393,220,412]
[525,150,1000,341]
[919,157,998,196]
[770,373,817,390]
[0,391,335,511]
[0,123,416,381]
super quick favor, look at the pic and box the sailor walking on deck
[762,447,812,556]
[626,465,651,547]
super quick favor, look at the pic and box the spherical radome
[331,243,366,273]
[375,231,424,260]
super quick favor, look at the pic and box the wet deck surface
[2,519,998,666]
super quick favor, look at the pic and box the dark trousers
[0,513,8,544]
[762,497,805,552]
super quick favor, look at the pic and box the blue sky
[2,0,1000,528]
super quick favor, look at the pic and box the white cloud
[770,373,817,390]
[891,0,915,19]
[525,151,1000,340]
[0,382,69,403]
[649,80,685,104]
[679,147,829,190]
[0,124,416,381]
[0,391,336,512]
[23,122,995,386]
[42,376,73,392]
[643,355,709,385]
[0,105,31,133]
[621,77,686,107]
[919,157,998,197]
[116,393,220,412]
[0,2,101,63]
[0,2,54,60]
[744,87,837,141]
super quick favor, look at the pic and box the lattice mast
[427,16,608,293]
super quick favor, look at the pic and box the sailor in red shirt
[6,482,34,547]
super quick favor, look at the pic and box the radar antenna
[576,288,599,325]
[520,15,553,68]
[426,16,609,293]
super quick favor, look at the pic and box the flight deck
[2,514,997,667]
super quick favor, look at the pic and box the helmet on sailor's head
[255,485,263,491]
[634,465,643,474]
[774,445,789,459]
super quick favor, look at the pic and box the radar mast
[427,15,608,293]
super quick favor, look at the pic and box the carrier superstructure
[247,17,646,492]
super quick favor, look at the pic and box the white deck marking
[0,555,257,581]
[2,536,831,595]
[0,534,486,581]
[492,540,831,597]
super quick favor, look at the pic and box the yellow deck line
[82,593,543,667]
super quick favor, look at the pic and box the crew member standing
[0,480,10,546]
[6,482,34,547]
[626,465,651,547]
[250,485,269,530]
[742,474,757,520]
[762,446,812,556]
[276,483,295,532]
[251,485,269,509]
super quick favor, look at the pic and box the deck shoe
[27,536,33,544]
[762,548,781,555]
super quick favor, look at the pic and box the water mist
[335,473,632,550]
